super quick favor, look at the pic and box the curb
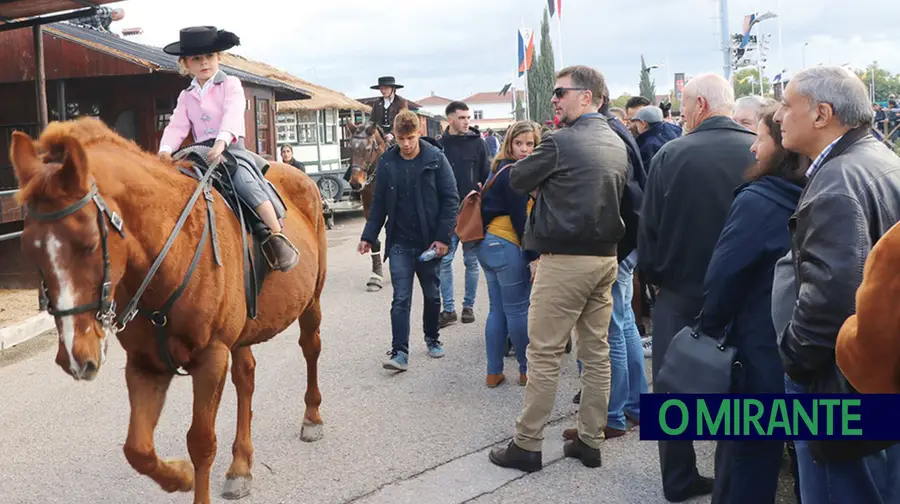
[0,312,55,351]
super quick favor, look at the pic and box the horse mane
[17,117,176,204]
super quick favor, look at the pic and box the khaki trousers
[514,254,618,451]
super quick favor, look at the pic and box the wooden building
[0,20,310,287]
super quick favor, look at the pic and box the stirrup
[261,232,300,272]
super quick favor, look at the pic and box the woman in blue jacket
[699,106,808,504]
[475,121,542,388]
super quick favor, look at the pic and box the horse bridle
[28,182,125,330]
[349,132,382,190]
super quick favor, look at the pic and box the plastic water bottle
[419,248,438,262]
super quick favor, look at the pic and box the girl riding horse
[158,26,299,272]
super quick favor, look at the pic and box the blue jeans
[475,233,530,375]
[785,375,900,504]
[577,250,647,430]
[440,233,479,312]
[388,244,442,354]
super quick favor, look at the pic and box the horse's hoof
[222,475,253,500]
[164,458,195,492]
[301,420,324,442]
[366,283,382,292]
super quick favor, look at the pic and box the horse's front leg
[122,356,194,493]
[222,346,256,500]
[187,342,230,504]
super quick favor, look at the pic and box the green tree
[515,94,525,121]
[611,93,632,109]
[527,8,556,124]
[856,62,900,102]
[733,68,772,98]
[639,55,656,102]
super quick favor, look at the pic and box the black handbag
[655,322,742,394]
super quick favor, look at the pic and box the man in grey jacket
[488,65,627,473]
[773,65,900,503]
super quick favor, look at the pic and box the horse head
[10,123,128,381]
[346,120,385,191]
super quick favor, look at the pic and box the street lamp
[802,42,809,69]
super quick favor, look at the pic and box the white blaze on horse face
[45,232,79,375]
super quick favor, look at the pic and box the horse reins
[28,161,221,376]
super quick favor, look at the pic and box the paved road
[0,215,718,504]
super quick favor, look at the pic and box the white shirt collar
[383,95,393,108]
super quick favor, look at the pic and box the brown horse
[10,117,326,504]
[346,121,386,291]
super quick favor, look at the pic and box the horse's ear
[54,136,90,193]
[9,131,40,187]
[347,122,357,135]
[365,123,376,136]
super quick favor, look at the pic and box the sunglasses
[553,87,587,99]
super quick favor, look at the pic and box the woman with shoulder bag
[474,121,542,388]
[699,106,807,504]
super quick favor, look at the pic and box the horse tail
[313,190,327,300]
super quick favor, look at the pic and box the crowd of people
[356,63,900,504]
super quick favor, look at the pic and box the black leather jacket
[779,128,900,387]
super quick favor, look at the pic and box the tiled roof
[417,95,453,106]
[0,0,121,25]
[44,22,310,100]
[460,90,525,104]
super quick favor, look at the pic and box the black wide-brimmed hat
[163,26,240,56]
[370,76,404,90]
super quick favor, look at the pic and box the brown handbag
[455,163,512,244]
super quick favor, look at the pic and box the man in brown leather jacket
[370,76,409,143]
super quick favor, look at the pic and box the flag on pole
[548,0,562,19]
[518,28,534,77]
[500,83,512,96]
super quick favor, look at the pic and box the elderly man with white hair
[772,65,900,503]
[637,73,756,502]
[732,95,775,132]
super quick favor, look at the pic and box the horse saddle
[173,143,273,320]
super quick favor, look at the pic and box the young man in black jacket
[358,111,459,371]
[437,101,490,327]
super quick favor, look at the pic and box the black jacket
[636,121,682,174]
[438,127,490,199]
[509,113,627,257]
[637,116,757,301]
[778,129,900,387]
[605,113,647,261]
[361,137,459,254]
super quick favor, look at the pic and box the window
[474,110,484,120]
[276,112,297,143]
[319,109,337,144]
[156,97,175,132]
[296,110,318,145]
[255,98,270,155]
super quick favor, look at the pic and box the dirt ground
[0,289,41,326]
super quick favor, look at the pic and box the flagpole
[557,11,564,69]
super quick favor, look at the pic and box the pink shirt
[158,70,246,153]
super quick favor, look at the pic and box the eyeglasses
[552,87,587,99]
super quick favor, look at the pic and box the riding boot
[261,233,300,272]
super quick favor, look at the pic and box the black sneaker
[461,307,475,323]
[439,311,458,328]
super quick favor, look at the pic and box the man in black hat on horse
[371,76,409,144]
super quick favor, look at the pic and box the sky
[113,0,898,103]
